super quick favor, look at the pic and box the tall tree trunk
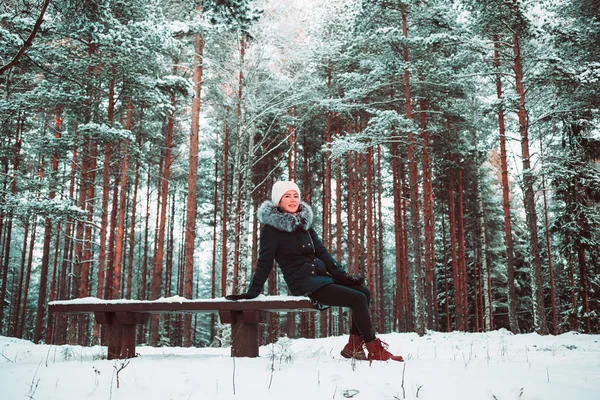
[376,145,385,332]
[0,123,22,332]
[0,154,7,335]
[441,201,450,332]
[456,163,468,331]
[366,146,376,328]
[494,36,520,334]
[17,219,37,338]
[335,154,343,334]
[104,163,120,300]
[112,98,133,299]
[126,120,142,299]
[577,215,591,333]
[346,129,355,333]
[210,131,219,344]
[401,160,412,331]
[392,142,404,331]
[419,93,434,330]
[138,171,151,344]
[97,76,117,300]
[11,219,29,337]
[513,33,548,335]
[287,122,297,337]
[151,91,175,345]
[164,191,176,342]
[183,16,204,346]
[232,33,248,297]
[220,122,229,297]
[56,127,79,343]
[402,6,425,335]
[321,102,333,338]
[346,123,355,277]
[33,108,62,342]
[478,172,494,331]
[539,138,557,335]
[80,137,98,344]
[447,168,460,331]
[46,220,62,344]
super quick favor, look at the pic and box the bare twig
[45,345,53,367]
[416,384,423,398]
[401,362,406,399]
[27,360,42,400]
[113,360,130,389]
[232,355,236,395]
[268,342,275,389]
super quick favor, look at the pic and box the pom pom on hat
[271,181,301,205]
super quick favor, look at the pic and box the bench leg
[230,311,259,357]
[107,323,136,360]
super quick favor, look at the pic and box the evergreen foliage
[0,0,598,346]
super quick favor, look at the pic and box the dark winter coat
[246,201,347,297]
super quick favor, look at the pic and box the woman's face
[279,190,300,214]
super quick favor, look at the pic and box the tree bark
[17,219,36,338]
[513,33,548,335]
[419,92,435,330]
[220,122,229,297]
[539,138,557,335]
[97,76,117,301]
[391,142,404,331]
[447,168,460,331]
[46,220,62,344]
[112,98,133,299]
[0,123,22,332]
[126,120,142,299]
[183,14,204,346]
[34,107,63,343]
[494,36,520,334]
[210,129,220,344]
[104,160,120,300]
[335,153,343,334]
[150,90,175,345]
[11,220,29,337]
[456,163,468,331]
[403,6,425,336]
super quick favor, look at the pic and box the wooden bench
[48,295,319,360]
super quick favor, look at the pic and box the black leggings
[309,283,375,342]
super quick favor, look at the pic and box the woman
[226,181,403,362]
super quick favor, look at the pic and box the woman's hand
[225,293,257,300]
[336,273,365,286]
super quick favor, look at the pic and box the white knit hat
[271,181,301,206]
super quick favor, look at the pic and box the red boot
[340,334,367,360]
[365,338,404,362]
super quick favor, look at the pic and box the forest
[0,0,599,349]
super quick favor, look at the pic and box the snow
[48,294,311,306]
[1,330,598,400]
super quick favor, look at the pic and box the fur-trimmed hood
[257,200,313,232]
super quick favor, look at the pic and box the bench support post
[219,310,264,357]
[95,312,145,360]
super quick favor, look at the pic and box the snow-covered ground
[1,330,599,400]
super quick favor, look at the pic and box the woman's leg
[309,284,375,342]
[345,284,371,336]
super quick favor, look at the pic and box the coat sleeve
[246,226,278,297]
[308,227,347,278]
